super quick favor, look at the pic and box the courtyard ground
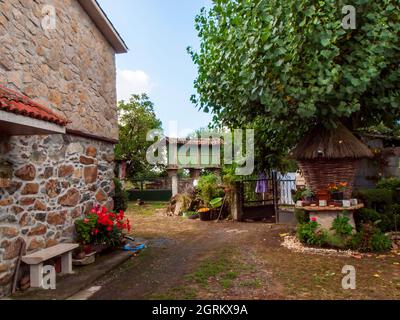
[83,202,400,300]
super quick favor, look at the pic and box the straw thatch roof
[292,123,373,160]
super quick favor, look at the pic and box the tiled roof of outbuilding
[0,85,68,126]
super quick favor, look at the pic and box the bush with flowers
[75,205,131,248]
[297,217,328,246]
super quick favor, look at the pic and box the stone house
[0,0,127,296]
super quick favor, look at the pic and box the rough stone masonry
[0,0,124,296]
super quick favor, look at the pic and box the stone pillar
[167,168,179,197]
[232,181,243,221]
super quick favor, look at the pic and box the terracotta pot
[83,244,93,255]
[316,191,330,201]
[92,243,109,254]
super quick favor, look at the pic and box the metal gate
[240,172,296,222]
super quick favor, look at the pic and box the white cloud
[116,69,153,101]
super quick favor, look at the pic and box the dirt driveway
[88,203,400,300]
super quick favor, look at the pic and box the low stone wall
[0,133,115,297]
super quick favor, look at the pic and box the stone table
[296,204,364,231]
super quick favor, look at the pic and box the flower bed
[295,212,392,253]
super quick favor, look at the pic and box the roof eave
[77,0,128,54]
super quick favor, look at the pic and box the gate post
[272,171,279,223]
[232,181,243,221]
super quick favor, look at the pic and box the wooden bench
[22,243,79,288]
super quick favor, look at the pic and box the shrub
[297,219,327,246]
[113,177,128,212]
[325,233,351,250]
[351,223,392,252]
[376,177,400,192]
[331,212,354,236]
[356,188,393,210]
[357,207,398,233]
[197,174,224,206]
[294,208,309,224]
[371,231,392,252]
[357,208,381,225]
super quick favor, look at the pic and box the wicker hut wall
[298,159,360,198]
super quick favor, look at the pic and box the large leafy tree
[189,0,400,169]
[115,94,163,180]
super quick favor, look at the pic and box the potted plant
[198,207,212,221]
[75,206,131,256]
[196,174,225,220]
[328,182,348,200]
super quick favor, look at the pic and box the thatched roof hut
[292,123,373,160]
[292,123,373,198]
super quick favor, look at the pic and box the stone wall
[0,134,115,296]
[0,0,118,140]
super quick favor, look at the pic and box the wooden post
[272,171,279,224]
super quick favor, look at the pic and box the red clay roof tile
[0,84,68,126]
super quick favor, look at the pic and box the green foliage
[297,221,327,246]
[222,165,240,187]
[325,233,350,250]
[113,177,128,212]
[331,212,354,236]
[357,207,398,233]
[377,177,400,191]
[378,177,400,203]
[371,231,392,252]
[356,185,399,232]
[294,208,308,224]
[75,214,98,245]
[189,0,400,168]
[210,197,223,208]
[359,122,400,137]
[114,94,163,180]
[75,208,130,247]
[197,173,224,206]
[351,223,392,252]
[356,188,393,210]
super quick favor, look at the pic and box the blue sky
[97,0,213,136]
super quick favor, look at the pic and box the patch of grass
[185,256,230,286]
[149,286,198,300]
[127,201,167,216]
[152,249,243,299]
[239,279,263,288]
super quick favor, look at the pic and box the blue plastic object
[123,244,146,252]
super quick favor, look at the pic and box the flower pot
[330,192,344,201]
[73,252,96,266]
[83,244,93,255]
[316,191,329,201]
[333,200,343,207]
[199,209,212,221]
[92,243,109,254]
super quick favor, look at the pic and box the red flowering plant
[75,205,131,247]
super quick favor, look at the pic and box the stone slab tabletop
[296,204,364,212]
